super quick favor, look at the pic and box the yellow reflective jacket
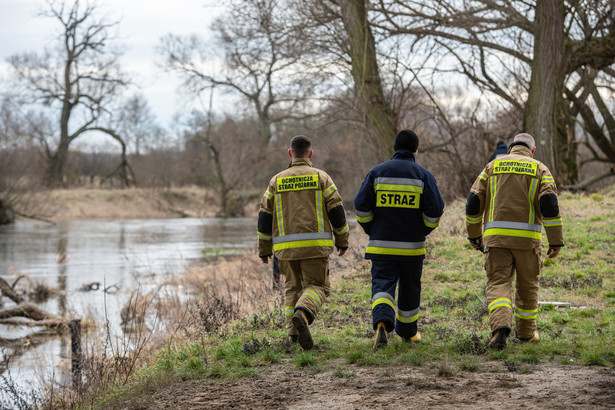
[258,158,349,260]
[466,145,564,250]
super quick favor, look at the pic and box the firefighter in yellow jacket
[466,133,564,350]
[258,135,349,350]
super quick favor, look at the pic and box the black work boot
[292,309,313,350]
[487,327,510,351]
[373,322,388,350]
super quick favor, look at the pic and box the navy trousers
[371,258,423,339]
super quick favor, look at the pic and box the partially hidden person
[489,140,508,162]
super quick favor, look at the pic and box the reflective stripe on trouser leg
[485,247,515,333]
[279,259,302,336]
[395,258,423,339]
[280,258,330,325]
[513,247,541,339]
[370,259,400,332]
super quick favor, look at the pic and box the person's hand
[260,255,271,264]
[337,247,347,257]
[547,246,561,259]
[469,237,483,250]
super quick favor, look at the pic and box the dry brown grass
[167,255,281,320]
[39,186,220,220]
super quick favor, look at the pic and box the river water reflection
[0,217,256,397]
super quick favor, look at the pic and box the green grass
[94,188,615,407]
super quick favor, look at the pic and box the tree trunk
[523,0,565,176]
[255,99,273,148]
[49,56,74,186]
[207,141,230,217]
[0,199,14,225]
[556,96,579,184]
[49,137,70,186]
[339,0,396,161]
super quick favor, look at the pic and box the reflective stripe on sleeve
[366,240,426,256]
[397,306,419,324]
[466,215,482,224]
[356,209,374,223]
[479,172,489,181]
[323,184,337,198]
[541,176,554,184]
[514,306,538,320]
[285,306,295,317]
[423,212,440,228]
[333,224,349,235]
[488,298,512,313]
[257,231,272,241]
[543,217,563,227]
[264,190,273,199]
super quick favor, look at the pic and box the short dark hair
[394,130,419,152]
[290,135,312,157]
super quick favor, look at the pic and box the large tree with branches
[8,0,132,186]
[371,0,615,185]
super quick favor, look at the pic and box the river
[0,217,257,401]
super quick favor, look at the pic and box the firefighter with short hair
[466,133,564,350]
[355,130,445,350]
[257,135,349,350]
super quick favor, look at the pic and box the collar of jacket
[508,143,533,157]
[392,149,416,161]
[288,157,313,168]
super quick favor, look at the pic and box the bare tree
[372,0,615,184]
[117,94,166,156]
[182,106,264,217]
[0,98,51,224]
[159,0,314,148]
[7,0,131,186]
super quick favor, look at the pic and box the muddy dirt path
[140,364,614,409]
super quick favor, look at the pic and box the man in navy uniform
[355,130,445,349]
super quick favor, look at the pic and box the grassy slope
[95,188,615,407]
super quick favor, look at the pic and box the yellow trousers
[485,247,541,339]
[279,258,330,336]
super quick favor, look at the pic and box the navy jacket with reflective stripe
[354,150,445,260]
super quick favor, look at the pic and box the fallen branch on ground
[0,277,23,304]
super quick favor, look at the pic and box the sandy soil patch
[141,363,614,409]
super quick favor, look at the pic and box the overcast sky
[0,0,223,129]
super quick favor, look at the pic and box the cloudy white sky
[0,0,224,129]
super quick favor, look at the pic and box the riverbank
[76,188,614,409]
[38,186,225,220]
[4,188,613,408]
